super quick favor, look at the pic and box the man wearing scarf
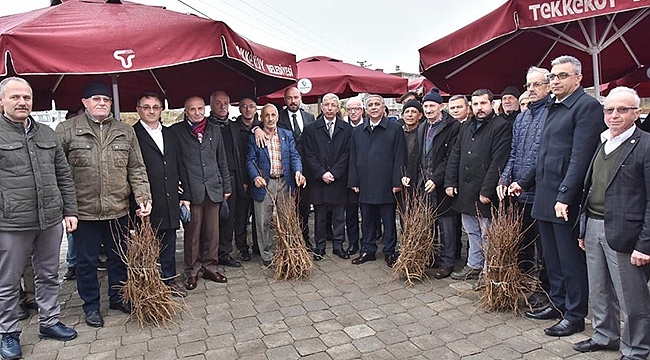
[171,96,232,291]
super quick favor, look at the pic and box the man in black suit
[133,92,189,297]
[348,95,407,267]
[511,55,605,337]
[572,87,650,359]
[302,93,352,261]
[276,87,316,249]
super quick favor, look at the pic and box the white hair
[605,86,640,107]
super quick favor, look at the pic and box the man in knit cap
[402,89,461,279]
[500,86,522,122]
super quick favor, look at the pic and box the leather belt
[269,174,284,179]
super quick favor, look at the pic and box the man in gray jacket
[0,77,78,360]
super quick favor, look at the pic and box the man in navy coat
[348,95,407,267]
[511,55,605,337]
[302,93,352,261]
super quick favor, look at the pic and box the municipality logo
[113,49,136,69]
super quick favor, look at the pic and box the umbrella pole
[592,52,600,98]
[111,74,121,120]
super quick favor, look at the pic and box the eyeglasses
[603,106,638,115]
[90,96,112,103]
[346,107,362,111]
[137,105,162,111]
[239,104,257,110]
[547,72,575,81]
[524,81,549,88]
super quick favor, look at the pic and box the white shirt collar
[600,125,636,155]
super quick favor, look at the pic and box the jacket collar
[364,116,388,131]
[552,86,586,109]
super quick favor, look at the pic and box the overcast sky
[0,0,507,74]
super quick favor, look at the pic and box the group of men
[1,49,649,360]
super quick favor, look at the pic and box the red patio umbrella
[419,0,650,96]
[407,76,449,98]
[258,56,408,104]
[0,0,297,114]
[600,65,650,97]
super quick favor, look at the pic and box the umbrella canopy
[259,56,408,104]
[419,0,650,96]
[0,0,297,112]
[407,76,449,98]
[600,65,650,97]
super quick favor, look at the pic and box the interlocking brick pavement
[15,232,624,360]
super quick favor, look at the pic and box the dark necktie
[326,121,333,139]
[292,113,301,138]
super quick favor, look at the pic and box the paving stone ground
[17,230,623,360]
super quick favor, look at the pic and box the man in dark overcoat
[445,89,512,281]
[302,93,352,261]
[511,55,605,337]
[401,90,460,279]
[133,92,189,297]
[348,94,407,267]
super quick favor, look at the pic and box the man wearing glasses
[572,86,650,359]
[133,92,189,297]
[343,98,364,256]
[57,82,152,328]
[510,55,605,337]
[498,67,551,309]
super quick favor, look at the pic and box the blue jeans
[461,214,491,269]
[75,217,128,312]
[65,233,76,268]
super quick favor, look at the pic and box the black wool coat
[133,121,189,230]
[445,112,512,218]
[348,117,407,205]
[302,115,352,205]
[416,113,460,216]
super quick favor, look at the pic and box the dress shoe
[525,306,562,320]
[572,338,619,353]
[527,291,550,309]
[434,267,454,279]
[202,270,228,283]
[18,304,30,321]
[1,332,21,360]
[85,310,104,328]
[184,276,198,290]
[39,322,77,341]
[333,248,350,260]
[167,281,188,298]
[451,265,481,280]
[621,356,635,360]
[313,249,324,261]
[220,256,242,268]
[63,267,77,280]
[346,244,359,256]
[352,252,376,265]
[385,253,398,268]
[544,319,585,337]
[239,251,251,262]
[262,260,272,267]
[109,301,132,314]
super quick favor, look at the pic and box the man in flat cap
[57,81,152,328]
